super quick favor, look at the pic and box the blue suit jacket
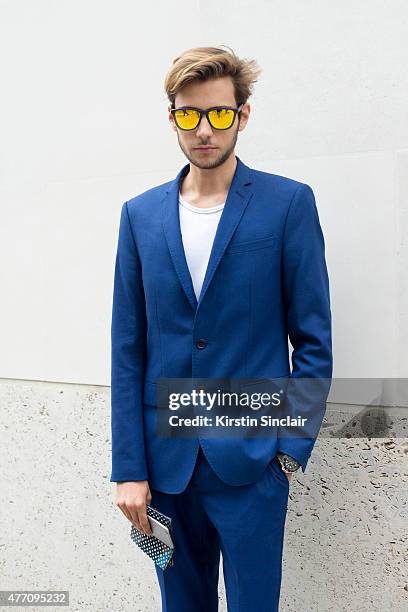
[110,155,332,492]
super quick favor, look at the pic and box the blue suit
[110,156,332,610]
[110,155,332,492]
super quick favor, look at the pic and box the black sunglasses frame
[170,104,244,131]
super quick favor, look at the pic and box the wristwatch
[276,452,301,474]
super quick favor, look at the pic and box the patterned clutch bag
[130,505,175,570]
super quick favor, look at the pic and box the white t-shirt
[179,192,225,301]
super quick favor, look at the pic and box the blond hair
[164,45,262,107]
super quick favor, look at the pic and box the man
[111,46,332,611]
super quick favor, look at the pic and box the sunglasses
[170,104,244,131]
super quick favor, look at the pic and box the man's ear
[238,103,250,131]
[168,106,177,132]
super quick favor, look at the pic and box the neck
[180,153,237,199]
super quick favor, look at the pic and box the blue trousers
[150,445,290,611]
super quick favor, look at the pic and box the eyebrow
[173,105,236,110]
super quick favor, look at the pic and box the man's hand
[285,472,292,482]
[116,480,153,534]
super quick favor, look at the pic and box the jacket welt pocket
[225,234,276,254]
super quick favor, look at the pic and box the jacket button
[196,339,207,349]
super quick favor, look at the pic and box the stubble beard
[176,124,239,170]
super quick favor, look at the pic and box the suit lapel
[161,155,254,313]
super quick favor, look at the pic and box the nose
[195,114,213,138]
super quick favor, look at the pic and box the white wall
[1,0,407,386]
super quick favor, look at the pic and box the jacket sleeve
[110,201,149,482]
[277,183,333,473]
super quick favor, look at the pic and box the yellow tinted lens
[174,109,200,130]
[208,108,235,129]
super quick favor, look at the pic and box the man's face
[168,76,250,170]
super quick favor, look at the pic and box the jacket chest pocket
[225,234,276,255]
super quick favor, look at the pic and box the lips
[194,147,216,150]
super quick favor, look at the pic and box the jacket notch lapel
[161,156,253,313]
